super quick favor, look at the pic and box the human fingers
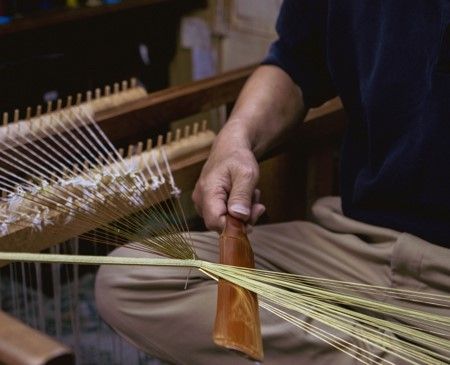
[227,159,259,221]
[249,203,266,226]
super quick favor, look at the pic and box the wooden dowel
[146,138,153,151]
[175,129,181,142]
[157,135,163,148]
[166,131,172,144]
[127,144,134,158]
[193,122,199,135]
[136,141,144,155]
[0,311,74,365]
[13,109,19,123]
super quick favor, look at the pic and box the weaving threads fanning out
[0,106,449,364]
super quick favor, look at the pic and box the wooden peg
[25,107,32,120]
[86,91,92,102]
[146,138,153,151]
[2,112,8,127]
[157,135,163,148]
[136,141,144,154]
[166,131,172,144]
[66,95,73,108]
[130,78,137,88]
[95,88,101,99]
[13,109,19,123]
[184,125,190,138]
[175,128,181,142]
[201,120,208,132]
[121,80,128,91]
[127,144,134,158]
[193,122,199,135]
[118,148,125,158]
[47,101,53,113]
[36,105,42,117]
[83,160,90,172]
[76,93,82,106]
[113,83,120,94]
[104,85,111,97]
[1,190,7,199]
[56,99,63,111]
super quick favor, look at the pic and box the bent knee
[95,263,121,326]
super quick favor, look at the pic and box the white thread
[161,148,181,197]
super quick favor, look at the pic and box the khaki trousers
[95,197,450,365]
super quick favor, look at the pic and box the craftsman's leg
[95,197,448,364]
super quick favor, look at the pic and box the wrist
[216,117,255,152]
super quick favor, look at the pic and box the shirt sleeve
[262,0,336,108]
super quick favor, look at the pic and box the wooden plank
[96,66,257,144]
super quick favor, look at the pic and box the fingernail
[230,204,250,216]
[256,205,266,218]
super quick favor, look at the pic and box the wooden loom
[0,65,346,365]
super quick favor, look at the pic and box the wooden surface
[258,97,346,222]
[96,65,257,146]
[214,215,263,361]
[0,311,73,365]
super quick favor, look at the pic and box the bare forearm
[193,65,306,230]
[219,65,306,158]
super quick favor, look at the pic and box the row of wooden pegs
[1,78,140,127]
[119,120,209,159]
[56,120,211,173]
[0,119,210,195]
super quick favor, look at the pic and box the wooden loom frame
[0,65,347,364]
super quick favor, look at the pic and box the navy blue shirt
[264,1,450,247]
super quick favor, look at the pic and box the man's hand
[192,131,265,232]
[192,66,305,232]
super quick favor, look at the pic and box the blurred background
[0,0,282,115]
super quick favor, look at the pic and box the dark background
[0,0,206,115]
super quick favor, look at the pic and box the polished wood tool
[214,214,264,361]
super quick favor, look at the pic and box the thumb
[227,166,258,221]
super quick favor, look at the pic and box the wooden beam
[0,311,73,365]
[96,66,257,144]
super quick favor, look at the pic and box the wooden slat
[0,311,74,365]
[96,66,257,144]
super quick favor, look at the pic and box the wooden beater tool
[214,215,264,361]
